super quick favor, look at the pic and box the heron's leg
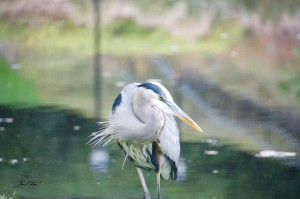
[156,171,161,199]
[137,167,151,199]
[154,141,162,199]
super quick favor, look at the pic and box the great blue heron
[89,82,203,199]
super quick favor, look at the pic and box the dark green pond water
[0,105,300,199]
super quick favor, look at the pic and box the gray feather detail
[158,113,180,180]
[87,121,115,147]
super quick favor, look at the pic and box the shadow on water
[0,105,300,198]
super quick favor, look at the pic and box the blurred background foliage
[0,56,39,105]
[0,0,300,114]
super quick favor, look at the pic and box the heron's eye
[159,95,164,100]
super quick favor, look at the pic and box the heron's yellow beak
[167,101,203,133]
[177,112,203,132]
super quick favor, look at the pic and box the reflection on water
[89,147,109,175]
[0,106,299,198]
[176,157,187,182]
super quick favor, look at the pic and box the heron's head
[138,82,203,133]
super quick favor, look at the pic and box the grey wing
[158,114,180,180]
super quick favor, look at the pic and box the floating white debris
[212,170,219,174]
[0,157,3,162]
[0,127,5,131]
[22,157,29,162]
[5,118,13,123]
[73,126,80,131]
[255,150,297,158]
[204,150,219,155]
[9,159,18,165]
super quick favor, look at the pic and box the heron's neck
[111,88,164,143]
[131,94,163,142]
